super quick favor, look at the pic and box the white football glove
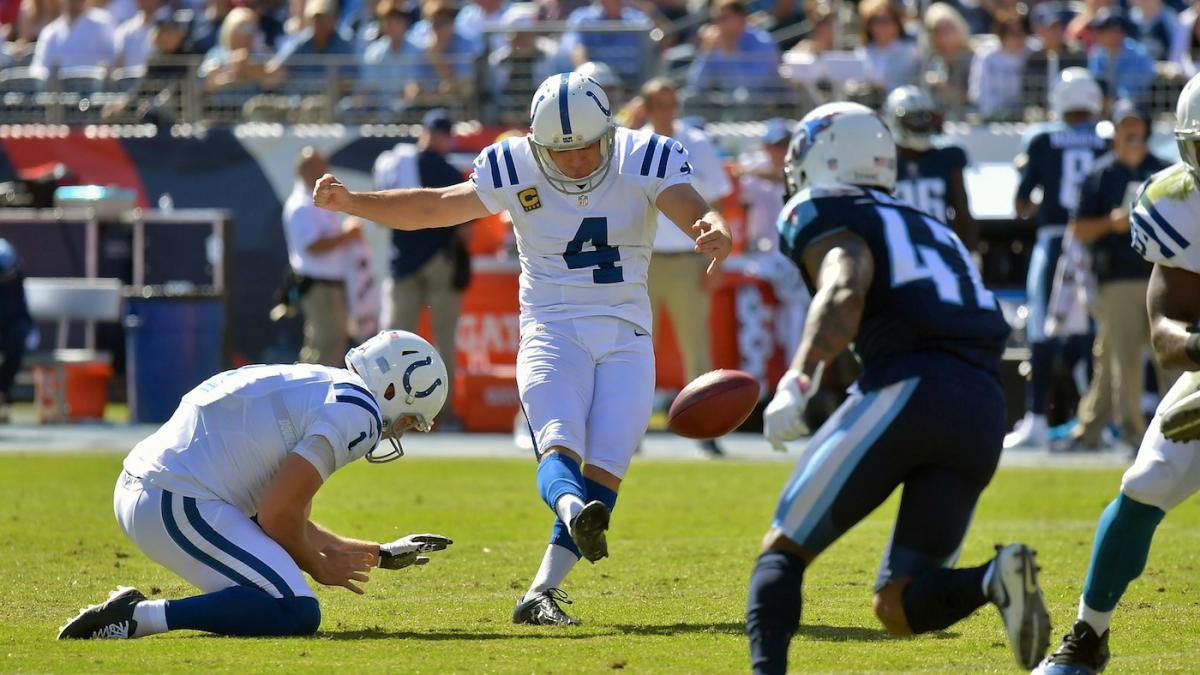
[764,362,825,452]
[378,533,453,570]
[1159,371,1200,442]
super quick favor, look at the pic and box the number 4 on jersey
[563,217,623,284]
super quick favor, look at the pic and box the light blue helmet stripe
[558,73,572,135]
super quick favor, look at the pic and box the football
[667,369,761,439]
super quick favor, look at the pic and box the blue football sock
[536,452,585,512]
[746,550,805,675]
[165,587,321,636]
[550,517,582,558]
[585,477,618,511]
[1082,493,1165,613]
[900,563,990,633]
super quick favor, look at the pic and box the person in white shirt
[640,77,733,456]
[57,331,452,640]
[112,0,167,70]
[282,146,362,367]
[313,72,732,625]
[30,0,117,78]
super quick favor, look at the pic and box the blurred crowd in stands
[0,0,1187,125]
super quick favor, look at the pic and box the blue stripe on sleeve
[639,133,660,176]
[656,139,674,178]
[501,138,519,185]
[160,491,258,590]
[182,496,295,598]
[333,381,374,401]
[1131,210,1175,259]
[486,147,501,189]
[335,394,383,436]
[1140,195,1190,250]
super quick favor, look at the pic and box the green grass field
[2,453,1199,673]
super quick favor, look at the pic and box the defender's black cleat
[1033,619,1111,674]
[57,586,145,640]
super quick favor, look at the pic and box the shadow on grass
[795,624,889,642]
[611,622,745,636]
[320,628,601,641]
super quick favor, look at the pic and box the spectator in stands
[245,0,286,50]
[452,0,507,53]
[100,0,137,28]
[283,146,360,367]
[1024,2,1087,112]
[968,15,1030,120]
[199,7,279,94]
[921,2,974,119]
[1067,0,1114,48]
[487,3,557,123]
[786,3,833,57]
[185,0,231,55]
[15,0,58,46]
[104,10,191,123]
[113,0,168,70]
[1135,0,1179,61]
[0,240,31,424]
[403,0,475,104]
[1174,0,1200,70]
[273,0,355,78]
[30,0,116,77]
[354,0,411,115]
[1089,9,1157,102]
[857,0,920,96]
[1066,101,1176,450]
[641,77,732,456]
[561,0,652,82]
[373,109,468,429]
[686,0,782,98]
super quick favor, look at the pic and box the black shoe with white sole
[57,586,145,640]
[569,500,611,563]
[512,588,582,626]
[1033,619,1110,674]
[987,543,1051,669]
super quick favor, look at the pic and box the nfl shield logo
[578,194,589,207]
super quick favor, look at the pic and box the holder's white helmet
[529,72,616,195]
[1051,67,1102,117]
[344,330,448,462]
[784,102,896,198]
[1177,73,1200,176]
[883,86,942,152]
[575,61,620,91]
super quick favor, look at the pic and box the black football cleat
[1032,619,1111,674]
[57,586,145,640]
[512,588,582,626]
[570,500,611,563]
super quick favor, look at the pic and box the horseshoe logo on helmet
[402,356,443,399]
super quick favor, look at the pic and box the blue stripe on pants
[160,490,259,591]
[181,496,296,599]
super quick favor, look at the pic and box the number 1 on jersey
[563,217,623,284]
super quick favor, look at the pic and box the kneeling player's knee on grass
[281,596,321,636]
[873,582,913,636]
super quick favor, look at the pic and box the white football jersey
[1131,162,1200,272]
[470,127,695,334]
[124,364,383,515]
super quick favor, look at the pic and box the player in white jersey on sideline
[57,331,454,640]
[1035,73,1200,674]
[313,72,733,625]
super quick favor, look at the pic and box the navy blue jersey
[1016,122,1107,227]
[893,145,967,223]
[778,185,1010,388]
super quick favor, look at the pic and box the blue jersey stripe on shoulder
[1139,194,1190,250]
[656,139,674,178]
[501,138,519,185]
[640,133,660,176]
[1131,210,1175,258]
[335,394,383,436]
[334,381,375,401]
[486,147,501,189]
[558,73,572,135]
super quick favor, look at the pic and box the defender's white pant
[113,470,314,598]
[517,316,655,480]
[1123,373,1200,511]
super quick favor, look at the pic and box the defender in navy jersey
[1006,68,1108,448]
[745,103,1048,675]
[884,86,977,249]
